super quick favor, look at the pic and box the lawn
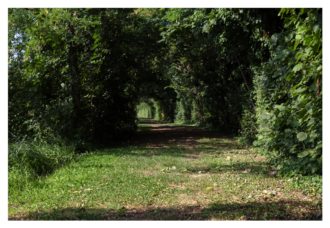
[9,123,322,220]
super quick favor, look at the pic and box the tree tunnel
[9,8,322,176]
[9,8,280,143]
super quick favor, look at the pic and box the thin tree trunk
[68,23,82,131]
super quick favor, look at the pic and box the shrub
[239,106,257,145]
[253,9,322,175]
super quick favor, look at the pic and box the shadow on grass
[10,200,321,220]
[103,147,187,157]
[93,140,247,159]
[195,141,246,150]
[92,118,240,157]
[89,147,273,175]
[131,120,235,147]
[185,161,270,176]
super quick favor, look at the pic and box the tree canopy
[9,8,322,175]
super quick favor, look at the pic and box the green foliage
[8,8,322,177]
[9,141,75,177]
[8,139,75,194]
[161,9,276,131]
[8,9,165,143]
[137,102,153,119]
[239,106,257,145]
[253,9,322,175]
[137,100,157,119]
[287,175,322,196]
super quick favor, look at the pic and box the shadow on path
[129,119,233,148]
[11,200,321,220]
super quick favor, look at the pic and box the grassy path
[9,121,321,220]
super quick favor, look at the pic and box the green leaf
[292,63,303,72]
[202,23,210,33]
[297,132,307,141]
[274,104,286,111]
[298,149,312,158]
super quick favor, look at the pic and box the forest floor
[9,119,322,220]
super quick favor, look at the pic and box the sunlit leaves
[254,9,322,175]
[297,132,308,142]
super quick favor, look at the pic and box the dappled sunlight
[9,121,322,220]
[8,8,322,220]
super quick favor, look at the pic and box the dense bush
[253,9,322,175]
[239,105,257,146]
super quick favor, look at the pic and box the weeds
[9,140,75,192]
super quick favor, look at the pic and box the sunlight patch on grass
[9,133,322,220]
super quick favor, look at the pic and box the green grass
[9,125,322,220]
[9,141,75,192]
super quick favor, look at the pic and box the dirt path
[9,119,322,220]
[132,119,228,149]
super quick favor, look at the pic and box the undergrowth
[9,139,75,191]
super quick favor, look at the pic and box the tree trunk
[68,23,82,132]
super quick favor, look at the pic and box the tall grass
[9,140,75,191]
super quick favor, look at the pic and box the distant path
[132,119,228,149]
